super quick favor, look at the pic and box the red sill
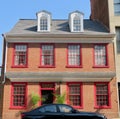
[94,106,111,109]
[9,107,26,110]
[11,65,28,68]
[93,66,109,68]
[66,66,83,68]
[38,66,55,68]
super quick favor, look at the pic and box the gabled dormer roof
[36,10,51,32]
[69,10,84,17]
[69,10,84,32]
[36,10,51,16]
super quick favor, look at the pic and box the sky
[0,0,90,66]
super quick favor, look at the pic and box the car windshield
[39,105,57,113]
[58,105,73,113]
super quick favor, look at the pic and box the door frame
[39,82,55,105]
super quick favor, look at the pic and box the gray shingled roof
[6,19,109,35]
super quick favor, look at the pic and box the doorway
[41,90,54,104]
[40,83,55,105]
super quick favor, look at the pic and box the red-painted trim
[11,43,28,68]
[39,43,55,68]
[66,44,82,68]
[67,82,83,109]
[93,44,109,68]
[10,82,27,109]
[94,82,111,109]
[39,82,55,105]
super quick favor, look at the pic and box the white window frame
[37,11,51,32]
[69,11,84,32]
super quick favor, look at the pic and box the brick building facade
[1,10,118,119]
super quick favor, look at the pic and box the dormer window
[69,11,84,32]
[37,10,51,32]
[40,16,48,31]
[73,15,81,32]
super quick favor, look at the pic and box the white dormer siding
[69,11,84,32]
[36,10,51,32]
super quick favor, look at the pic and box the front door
[40,83,55,105]
[41,90,54,104]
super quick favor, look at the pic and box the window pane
[94,45,107,66]
[116,27,120,53]
[73,16,81,31]
[40,16,48,31]
[68,45,80,66]
[114,0,120,15]
[12,83,26,107]
[41,45,54,66]
[68,83,81,106]
[59,105,73,113]
[14,45,27,66]
[41,105,57,113]
[96,83,109,106]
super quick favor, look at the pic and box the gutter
[1,34,7,84]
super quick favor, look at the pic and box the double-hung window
[67,44,81,67]
[11,83,27,109]
[13,44,28,67]
[40,16,48,31]
[67,83,82,108]
[94,83,110,108]
[94,44,108,67]
[40,44,54,67]
[114,0,120,15]
[73,16,81,32]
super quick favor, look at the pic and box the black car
[21,104,106,119]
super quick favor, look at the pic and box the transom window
[95,83,110,108]
[73,16,81,32]
[40,44,54,67]
[67,83,82,108]
[13,44,27,67]
[94,44,108,67]
[114,0,120,15]
[67,44,81,67]
[40,16,48,31]
[11,83,27,108]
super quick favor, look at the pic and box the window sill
[11,65,28,68]
[93,65,109,68]
[94,106,111,109]
[9,106,26,110]
[38,66,55,68]
[66,65,83,68]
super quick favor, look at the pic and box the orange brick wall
[2,42,117,119]
[0,83,3,119]
[2,78,118,119]
[6,43,115,72]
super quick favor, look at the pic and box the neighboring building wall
[107,0,120,83]
[90,0,109,29]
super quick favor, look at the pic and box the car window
[39,105,57,113]
[58,105,73,113]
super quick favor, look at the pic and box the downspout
[1,34,7,84]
